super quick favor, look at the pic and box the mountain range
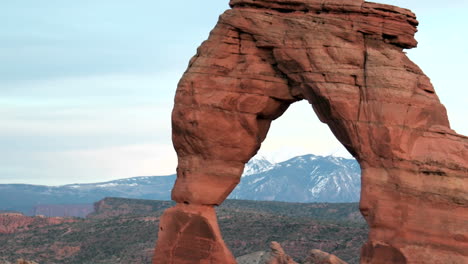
[0,154,361,215]
[231,154,360,202]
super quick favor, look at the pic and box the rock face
[266,242,298,264]
[304,249,348,264]
[154,0,468,263]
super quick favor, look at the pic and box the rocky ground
[0,198,367,264]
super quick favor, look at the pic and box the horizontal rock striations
[153,0,468,263]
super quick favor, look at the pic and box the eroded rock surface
[153,204,235,263]
[153,0,468,263]
[304,249,348,264]
[266,241,298,264]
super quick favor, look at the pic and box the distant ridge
[0,154,360,215]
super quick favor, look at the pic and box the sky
[0,1,466,185]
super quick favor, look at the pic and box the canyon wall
[153,0,468,263]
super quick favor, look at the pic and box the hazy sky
[1,1,467,185]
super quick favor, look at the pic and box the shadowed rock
[153,0,468,263]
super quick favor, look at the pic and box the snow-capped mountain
[231,154,361,203]
[0,175,176,214]
[242,156,275,177]
[0,154,361,215]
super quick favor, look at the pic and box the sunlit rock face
[304,249,348,264]
[153,0,468,263]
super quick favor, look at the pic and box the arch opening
[220,99,365,262]
[229,100,360,204]
[254,100,353,162]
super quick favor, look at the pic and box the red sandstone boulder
[265,241,298,264]
[304,249,348,264]
[16,259,38,264]
[153,203,236,264]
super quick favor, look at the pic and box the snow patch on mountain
[0,154,361,215]
[231,154,361,203]
[242,156,275,177]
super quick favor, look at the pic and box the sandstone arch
[153,0,468,263]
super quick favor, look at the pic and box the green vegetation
[0,198,367,264]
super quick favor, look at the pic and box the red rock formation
[153,204,235,263]
[0,212,76,234]
[16,259,38,264]
[153,0,468,263]
[304,249,348,264]
[266,241,298,264]
[0,213,33,234]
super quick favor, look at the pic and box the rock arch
[153,0,468,263]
